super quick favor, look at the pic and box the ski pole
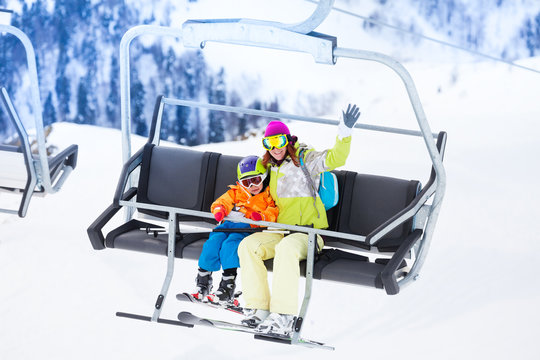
[212,227,290,234]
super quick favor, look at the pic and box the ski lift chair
[87,0,446,349]
[0,25,78,217]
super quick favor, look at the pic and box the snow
[2,4,540,360]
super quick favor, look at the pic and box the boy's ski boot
[207,274,238,305]
[192,269,213,302]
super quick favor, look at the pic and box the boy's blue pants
[198,221,251,271]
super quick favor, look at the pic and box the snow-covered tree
[207,68,226,143]
[131,71,147,136]
[43,92,57,127]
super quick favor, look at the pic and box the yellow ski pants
[237,231,324,315]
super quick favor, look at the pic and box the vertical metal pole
[151,212,176,321]
[292,231,316,343]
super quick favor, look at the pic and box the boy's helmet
[237,155,267,180]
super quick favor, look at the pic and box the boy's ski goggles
[262,134,288,150]
[240,173,266,188]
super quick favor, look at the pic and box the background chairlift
[88,0,446,349]
[0,24,78,217]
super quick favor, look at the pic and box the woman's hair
[261,173,270,190]
[262,142,299,167]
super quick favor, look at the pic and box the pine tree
[207,68,226,143]
[75,75,97,125]
[228,90,244,139]
[188,109,200,146]
[246,100,262,130]
[0,31,16,96]
[106,56,120,127]
[55,67,71,122]
[19,0,51,86]
[182,50,207,100]
[131,71,147,136]
[174,85,191,145]
[72,30,100,125]
[54,2,71,123]
[43,92,57,127]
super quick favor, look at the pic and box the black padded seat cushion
[106,219,209,258]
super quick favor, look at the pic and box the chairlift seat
[0,25,79,217]
[0,135,78,191]
[0,144,26,190]
[88,118,445,296]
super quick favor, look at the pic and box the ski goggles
[262,134,288,151]
[240,173,266,188]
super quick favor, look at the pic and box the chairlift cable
[305,0,540,75]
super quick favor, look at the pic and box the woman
[238,104,361,335]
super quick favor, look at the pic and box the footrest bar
[116,311,193,328]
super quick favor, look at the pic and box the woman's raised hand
[342,104,361,128]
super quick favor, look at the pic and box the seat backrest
[137,144,211,219]
[329,171,420,249]
[205,153,243,211]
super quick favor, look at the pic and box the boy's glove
[338,103,361,139]
[213,206,226,222]
[249,212,262,221]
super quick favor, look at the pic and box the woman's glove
[338,104,361,139]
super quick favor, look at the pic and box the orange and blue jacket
[210,183,279,226]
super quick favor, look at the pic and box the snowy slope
[1,46,540,360]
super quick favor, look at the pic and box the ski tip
[177,311,215,328]
[176,293,188,301]
[176,292,198,302]
[177,311,197,324]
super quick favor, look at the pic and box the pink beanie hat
[264,120,290,137]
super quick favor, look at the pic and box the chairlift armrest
[381,229,423,295]
[113,147,144,207]
[48,144,79,170]
[87,187,138,250]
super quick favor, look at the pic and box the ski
[176,292,247,315]
[177,311,334,350]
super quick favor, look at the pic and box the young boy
[193,155,279,304]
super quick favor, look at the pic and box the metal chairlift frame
[116,0,446,347]
[0,24,78,217]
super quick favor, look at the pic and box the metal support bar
[119,199,368,243]
[182,20,336,64]
[162,97,436,138]
[182,1,336,63]
[151,212,177,321]
[292,231,317,344]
